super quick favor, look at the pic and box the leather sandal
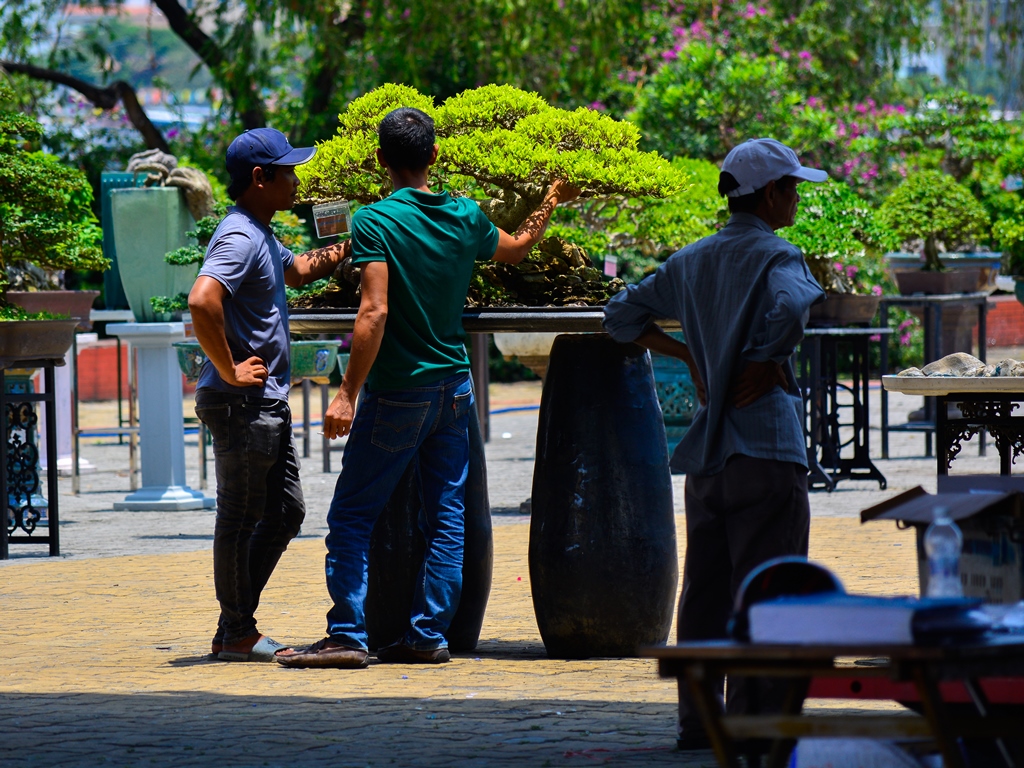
[275,638,369,669]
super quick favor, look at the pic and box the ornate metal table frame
[1,357,63,559]
[796,327,890,492]
[878,293,991,459]
[936,391,1024,477]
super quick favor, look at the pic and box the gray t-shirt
[196,206,294,401]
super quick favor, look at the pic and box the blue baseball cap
[225,128,316,180]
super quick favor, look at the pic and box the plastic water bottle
[924,506,964,598]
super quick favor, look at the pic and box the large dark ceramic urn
[365,405,493,652]
[529,333,678,659]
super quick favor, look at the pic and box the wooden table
[644,637,1024,768]
[882,376,1024,476]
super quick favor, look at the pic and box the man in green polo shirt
[278,107,578,668]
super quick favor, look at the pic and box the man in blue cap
[603,138,827,750]
[189,128,348,662]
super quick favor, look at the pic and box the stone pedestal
[107,323,213,511]
[38,345,95,476]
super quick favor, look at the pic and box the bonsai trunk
[477,185,548,232]
[923,235,943,271]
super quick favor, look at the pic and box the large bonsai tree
[875,170,989,271]
[295,84,692,307]
[0,81,107,316]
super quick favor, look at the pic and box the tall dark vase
[530,334,678,659]
[365,405,493,652]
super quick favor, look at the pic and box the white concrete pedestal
[39,344,95,476]
[107,322,213,511]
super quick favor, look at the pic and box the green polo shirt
[351,187,500,392]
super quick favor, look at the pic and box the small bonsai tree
[781,180,899,294]
[295,84,692,306]
[0,81,108,317]
[875,170,989,272]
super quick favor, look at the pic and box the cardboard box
[861,476,1024,603]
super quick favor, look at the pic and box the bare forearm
[494,181,580,264]
[189,301,237,381]
[340,309,386,398]
[510,193,558,252]
[635,324,693,366]
[286,240,350,286]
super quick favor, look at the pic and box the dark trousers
[195,390,306,645]
[677,455,810,734]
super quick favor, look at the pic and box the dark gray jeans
[195,389,305,645]
[677,454,810,735]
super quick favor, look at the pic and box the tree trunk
[150,0,267,130]
[924,235,943,271]
[0,61,168,151]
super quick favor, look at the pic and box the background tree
[0,80,107,309]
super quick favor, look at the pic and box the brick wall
[77,339,195,402]
[984,295,1024,348]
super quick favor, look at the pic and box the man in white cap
[603,138,827,750]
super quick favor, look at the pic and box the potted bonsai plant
[0,82,108,360]
[291,83,691,309]
[994,207,1024,307]
[876,170,990,296]
[781,179,899,324]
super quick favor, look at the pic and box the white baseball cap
[720,138,828,197]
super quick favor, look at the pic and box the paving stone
[0,384,982,765]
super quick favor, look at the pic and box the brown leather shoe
[275,638,368,669]
[376,642,451,664]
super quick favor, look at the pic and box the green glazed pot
[173,340,348,383]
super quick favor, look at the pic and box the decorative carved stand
[883,376,1024,477]
[796,327,890,492]
[1,358,61,559]
[936,393,1024,476]
[878,292,990,458]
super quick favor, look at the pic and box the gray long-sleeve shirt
[603,213,825,477]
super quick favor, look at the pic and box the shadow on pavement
[0,691,693,767]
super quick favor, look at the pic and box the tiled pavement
[0,383,999,767]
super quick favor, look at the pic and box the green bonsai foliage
[994,202,1024,277]
[875,170,989,271]
[781,180,899,293]
[296,83,690,306]
[624,157,727,281]
[0,81,108,309]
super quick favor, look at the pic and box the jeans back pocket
[371,399,430,453]
[195,403,232,454]
[452,391,472,421]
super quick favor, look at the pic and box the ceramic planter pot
[173,340,347,383]
[110,187,197,323]
[493,332,562,378]
[893,269,982,296]
[7,290,100,330]
[886,251,1000,294]
[808,294,881,326]
[0,320,80,368]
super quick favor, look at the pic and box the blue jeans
[195,389,305,645]
[325,372,473,651]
